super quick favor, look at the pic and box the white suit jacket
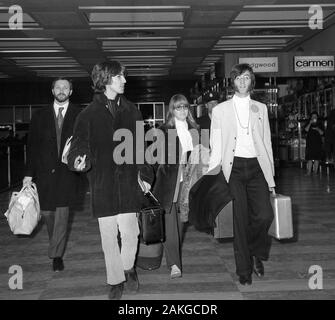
[208,98,275,188]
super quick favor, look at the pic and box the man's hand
[74,155,86,171]
[142,181,151,194]
[269,187,275,194]
[23,176,32,186]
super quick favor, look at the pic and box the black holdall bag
[138,190,165,245]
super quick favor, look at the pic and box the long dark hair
[91,60,126,93]
[165,94,199,129]
[230,63,256,93]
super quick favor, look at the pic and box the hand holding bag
[138,190,165,245]
[268,190,293,240]
[4,183,41,235]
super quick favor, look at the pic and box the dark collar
[93,93,130,111]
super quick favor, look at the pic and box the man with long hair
[208,64,275,285]
[67,61,153,299]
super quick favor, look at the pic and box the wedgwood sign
[294,56,334,72]
[238,57,278,73]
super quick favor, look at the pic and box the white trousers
[98,213,139,285]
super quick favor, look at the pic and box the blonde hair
[165,94,198,129]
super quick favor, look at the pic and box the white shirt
[175,118,193,182]
[175,118,193,157]
[233,94,257,158]
[53,101,69,118]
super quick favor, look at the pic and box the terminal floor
[1,167,335,300]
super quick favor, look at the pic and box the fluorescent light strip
[214,47,282,50]
[229,25,308,29]
[91,26,184,30]
[221,35,303,38]
[232,21,315,25]
[110,55,174,59]
[0,50,66,53]
[0,27,43,30]
[0,38,54,41]
[123,63,171,66]
[99,37,180,40]
[106,49,176,52]
[79,6,190,10]
[215,44,285,48]
[244,4,335,8]
[25,65,80,68]
[90,22,184,26]
[10,56,75,60]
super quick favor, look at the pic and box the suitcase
[268,193,293,240]
[213,201,234,238]
[137,191,165,245]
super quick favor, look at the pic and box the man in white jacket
[208,63,275,285]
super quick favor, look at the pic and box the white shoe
[170,265,182,279]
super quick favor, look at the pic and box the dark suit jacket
[25,103,81,210]
[67,93,154,218]
[197,114,211,149]
[149,123,199,215]
[188,166,233,233]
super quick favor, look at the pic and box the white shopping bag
[4,183,41,235]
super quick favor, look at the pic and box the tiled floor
[1,167,335,300]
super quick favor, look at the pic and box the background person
[304,111,324,175]
[23,77,81,272]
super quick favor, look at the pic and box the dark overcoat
[67,93,154,218]
[25,103,82,210]
[150,123,198,215]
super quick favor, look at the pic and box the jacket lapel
[250,99,260,129]
[60,103,75,152]
[227,99,237,134]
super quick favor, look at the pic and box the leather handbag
[138,191,165,245]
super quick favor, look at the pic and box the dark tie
[57,107,64,128]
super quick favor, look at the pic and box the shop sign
[238,57,278,73]
[294,56,334,72]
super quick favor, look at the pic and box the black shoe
[239,274,252,285]
[108,283,124,300]
[124,268,139,294]
[52,258,64,272]
[252,256,264,277]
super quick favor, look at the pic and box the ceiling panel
[188,10,236,25]
[31,12,85,27]
[0,0,334,87]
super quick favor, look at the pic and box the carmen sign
[294,56,334,72]
[239,57,278,73]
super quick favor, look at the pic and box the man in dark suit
[198,91,219,148]
[23,77,81,272]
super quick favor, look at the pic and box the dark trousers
[229,157,274,276]
[163,203,183,270]
[42,207,69,259]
